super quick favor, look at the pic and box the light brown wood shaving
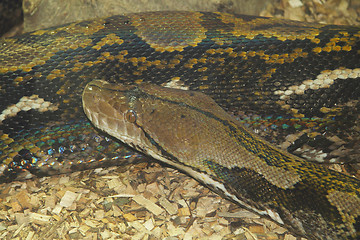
[260,0,360,25]
[0,162,306,239]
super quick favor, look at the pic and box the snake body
[0,11,359,239]
[82,80,360,239]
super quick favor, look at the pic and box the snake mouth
[82,81,117,127]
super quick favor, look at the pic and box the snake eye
[125,110,137,123]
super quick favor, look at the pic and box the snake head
[82,79,236,167]
[82,80,147,151]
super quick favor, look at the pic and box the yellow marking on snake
[82,80,360,240]
[130,11,207,52]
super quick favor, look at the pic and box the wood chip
[218,210,260,219]
[132,195,164,216]
[94,209,105,220]
[16,190,32,210]
[59,191,78,208]
[123,213,137,222]
[249,224,265,234]
[178,207,191,216]
[158,197,178,215]
[288,0,303,8]
[128,221,147,232]
[0,223,6,231]
[167,221,186,236]
[59,176,70,184]
[143,218,155,231]
[84,219,100,228]
[11,201,23,212]
[284,234,298,240]
[25,231,35,240]
[51,204,63,215]
[78,224,91,234]
[29,212,51,225]
[100,229,112,239]
[12,222,26,237]
[15,212,29,225]
[107,177,122,189]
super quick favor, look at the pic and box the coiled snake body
[0,11,359,239]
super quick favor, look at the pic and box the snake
[82,80,360,240]
[0,11,359,239]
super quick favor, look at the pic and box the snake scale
[0,11,359,239]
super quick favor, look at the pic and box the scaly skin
[82,80,360,240]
